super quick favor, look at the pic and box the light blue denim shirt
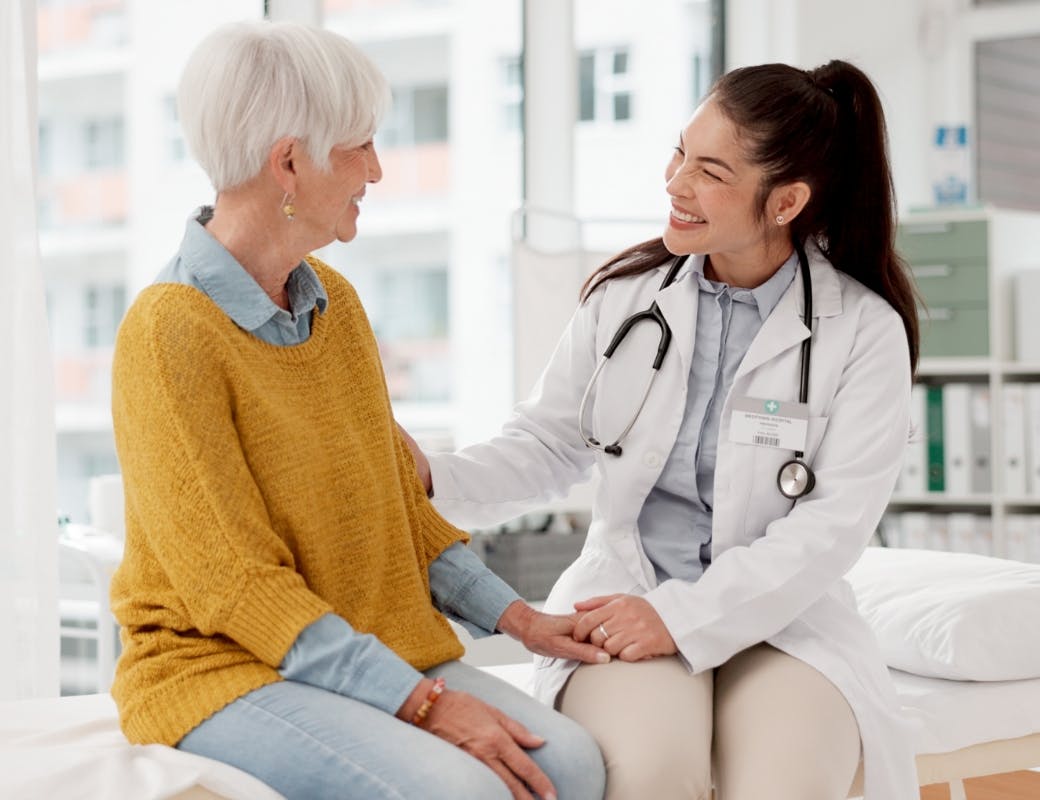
[154,206,329,342]
[160,207,520,714]
[638,253,797,584]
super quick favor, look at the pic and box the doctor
[409,60,921,799]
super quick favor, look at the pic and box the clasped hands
[499,594,677,665]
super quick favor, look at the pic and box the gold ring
[598,623,609,639]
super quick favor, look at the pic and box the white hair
[177,21,391,191]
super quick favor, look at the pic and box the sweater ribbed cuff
[226,569,333,667]
[418,499,470,564]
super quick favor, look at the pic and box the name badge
[729,396,808,451]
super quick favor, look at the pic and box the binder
[897,384,928,494]
[974,515,994,557]
[969,384,992,494]
[1002,383,1028,497]
[1006,514,1029,561]
[942,383,971,496]
[1029,515,1040,564]
[929,513,950,552]
[1026,383,1040,496]
[926,385,944,492]
[899,511,931,550]
[948,512,978,554]
[878,513,902,548]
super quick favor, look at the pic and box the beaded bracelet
[411,677,446,727]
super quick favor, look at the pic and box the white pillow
[846,547,1040,681]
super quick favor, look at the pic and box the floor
[921,771,1040,800]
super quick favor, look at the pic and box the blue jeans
[178,660,605,800]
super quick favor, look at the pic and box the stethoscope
[577,241,816,500]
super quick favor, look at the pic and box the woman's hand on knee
[423,689,558,800]
[572,594,679,662]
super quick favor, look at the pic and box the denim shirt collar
[692,250,797,322]
[179,206,328,331]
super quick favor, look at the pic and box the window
[577,46,632,123]
[162,95,186,162]
[83,117,124,170]
[372,267,450,403]
[84,284,126,348]
[413,86,449,143]
[379,85,450,147]
[39,119,53,176]
[976,35,1040,211]
[501,55,523,132]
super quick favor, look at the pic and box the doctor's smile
[668,205,706,225]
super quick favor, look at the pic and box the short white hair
[178,21,391,191]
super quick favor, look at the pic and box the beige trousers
[557,644,861,800]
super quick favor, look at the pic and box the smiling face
[663,99,796,286]
[293,140,382,246]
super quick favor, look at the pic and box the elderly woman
[108,21,606,800]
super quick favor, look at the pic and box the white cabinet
[886,207,1040,559]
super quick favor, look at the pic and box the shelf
[1000,363,1040,378]
[889,494,994,509]
[890,494,1040,510]
[1001,497,1040,510]
[916,357,992,378]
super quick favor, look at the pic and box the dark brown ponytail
[581,60,919,374]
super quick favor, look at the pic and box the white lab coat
[429,243,918,799]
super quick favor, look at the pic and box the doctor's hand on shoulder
[572,594,678,662]
[397,422,433,495]
[498,600,611,664]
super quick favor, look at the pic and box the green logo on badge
[764,399,780,414]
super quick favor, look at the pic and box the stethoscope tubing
[577,241,816,498]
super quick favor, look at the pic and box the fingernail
[545,794,557,800]
[597,652,610,664]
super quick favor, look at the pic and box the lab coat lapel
[594,260,698,590]
[735,266,811,380]
[652,266,698,378]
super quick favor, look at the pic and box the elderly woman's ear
[268,136,297,189]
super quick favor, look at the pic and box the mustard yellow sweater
[109,258,466,746]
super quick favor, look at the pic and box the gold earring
[281,192,296,222]
[775,215,785,225]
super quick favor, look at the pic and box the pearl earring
[775,215,785,225]
[281,192,296,222]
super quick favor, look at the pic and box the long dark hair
[580,60,919,373]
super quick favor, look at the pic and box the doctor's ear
[768,181,811,226]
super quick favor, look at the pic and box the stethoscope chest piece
[777,457,815,499]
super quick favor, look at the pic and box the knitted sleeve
[392,424,469,570]
[112,290,331,668]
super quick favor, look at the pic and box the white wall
[727,0,930,209]
[727,0,1040,213]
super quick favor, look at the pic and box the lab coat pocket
[744,415,830,527]
[751,415,830,480]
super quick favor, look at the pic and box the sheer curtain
[0,0,59,701]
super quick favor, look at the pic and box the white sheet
[891,669,1040,756]
[0,694,282,800]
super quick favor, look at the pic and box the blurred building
[38,0,719,524]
